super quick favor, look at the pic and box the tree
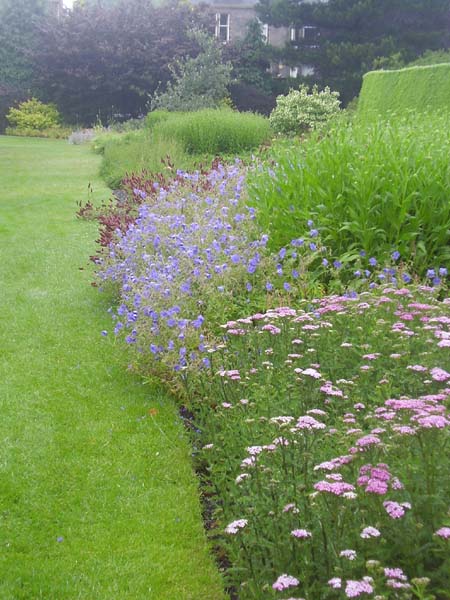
[257,0,450,103]
[0,0,54,130]
[33,0,209,124]
[150,30,232,112]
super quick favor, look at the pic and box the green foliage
[248,111,450,274]
[408,48,450,66]
[257,0,450,104]
[97,109,270,187]
[33,0,209,124]
[150,30,232,112]
[269,85,341,135]
[6,98,61,131]
[153,109,271,155]
[97,129,195,188]
[144,109,172,131]
[5,126,71,139]
[224,20,272,93]
[358,63,450,117]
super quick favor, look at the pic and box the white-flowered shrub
[269,84,341,136]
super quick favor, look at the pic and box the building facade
[199,0,319,78]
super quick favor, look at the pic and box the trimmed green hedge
[358,63,450,117]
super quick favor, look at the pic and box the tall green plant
[248,111,450,274]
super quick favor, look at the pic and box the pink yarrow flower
[340,549,357,560]
[272,574,300,591]
[291,529,312,539]
[430,367,450,381]
[383,501,411,519]
[345,579,374,597]
[328,577,342,589]
[435,526,450,539]
[361,526,381,539]
[225,519,248,534]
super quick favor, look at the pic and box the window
[289,67,299,78]
[301,64,315,76]
[215,13,230,43]
[299,26,318,42]
[290,26,297,42]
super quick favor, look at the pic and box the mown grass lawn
[0,136,225,599]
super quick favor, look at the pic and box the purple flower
[310,229,319,238]
[309,242,317,251]
[333,260,342,269]
[391,250,400,261]
[369,257,377,266]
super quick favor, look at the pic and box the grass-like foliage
[186,286,450,599]
[248,111,450,275]
[151,109,271,155]
[95,129,194,188]
[96,109,270,188]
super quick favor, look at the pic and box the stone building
[198,0,320,78]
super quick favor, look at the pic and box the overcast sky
[63,0,74,7]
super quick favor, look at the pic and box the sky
[63,0,74,7]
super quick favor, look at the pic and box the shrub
[248,111,450,275]
[6,98,61,131]
[154,109,271,155]
[269,85,341,136]
[358,63,450,117]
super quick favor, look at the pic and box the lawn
[0,136,225,599]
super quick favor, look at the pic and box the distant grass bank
[0,136,225,599]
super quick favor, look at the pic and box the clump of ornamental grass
[185,285,450,599]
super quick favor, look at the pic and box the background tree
[223,20,278,114]
[0,0,55,130]
[150,30,232,112]
[257,0,450,103]
[33,0,209,124]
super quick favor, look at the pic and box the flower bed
[85,155,450,599]
[187,288,450,599]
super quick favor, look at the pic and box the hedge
[357,63,450,118]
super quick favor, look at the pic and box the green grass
[0,136,225,600]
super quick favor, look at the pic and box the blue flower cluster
[98,163,268,370]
